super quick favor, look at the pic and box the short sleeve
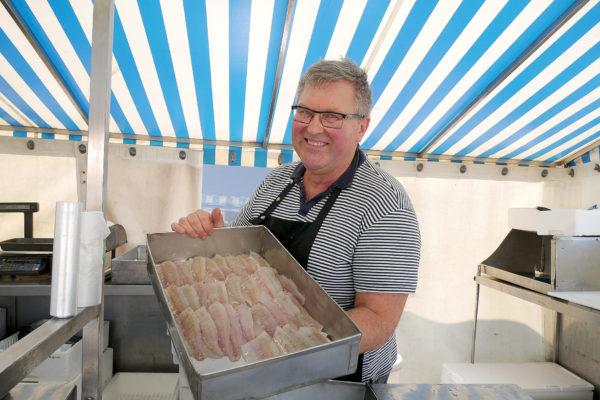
[352,208,421,293]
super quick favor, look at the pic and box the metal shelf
[371,384,532,400]
[4,382,76,400]
[0,283,155,296]
[475,275,600,325]
[0,306,99,398]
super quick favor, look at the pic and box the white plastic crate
[68,347,113,400]
[102,373,178,400]
[441,362,593,400]
[28,340,82,383]
[0,331,19,350]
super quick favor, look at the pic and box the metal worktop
[371,384,533,400]
[0,283,154,296]
[2,382,76,400]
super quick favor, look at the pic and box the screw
[501,167,509,176]
[78,144,87,154]
[416,163,424,172]
[129,147,136,157]
[459,165,467,174]
[26,140,35,150]
[594,164,600,172]
[374,161,381,167]
[568,168,575,178]
[179,150,187,160]
[541,169,548,178]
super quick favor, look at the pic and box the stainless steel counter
[0,283,154,296]
[371,384,533,400]
[2,382,76,400]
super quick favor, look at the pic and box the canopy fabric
[0,0,598,167]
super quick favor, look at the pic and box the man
[172,58,420,383]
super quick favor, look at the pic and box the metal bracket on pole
[82,0,114,399]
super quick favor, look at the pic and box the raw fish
[241,331,283,362]
[208,302,235,360]
[278,275,305,305]
[251,303,278,336]
[195,307,224,357]
[234,303,255,341]
[191,256,207,282]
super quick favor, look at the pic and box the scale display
[0,253,51,275]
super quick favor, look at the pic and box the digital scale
[0,202,53,276]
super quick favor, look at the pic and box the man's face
[292,80,369,179]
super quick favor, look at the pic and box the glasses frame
[291,105,364,129]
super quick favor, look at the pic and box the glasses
[291,105,364,129]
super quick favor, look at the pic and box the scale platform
[0,252,52,276]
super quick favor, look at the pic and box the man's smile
[305,138,328,147]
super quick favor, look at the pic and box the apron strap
[310,186,341,231]
[255,179,295,222]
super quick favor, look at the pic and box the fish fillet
[208,302,234,360]
[241,331,283,362]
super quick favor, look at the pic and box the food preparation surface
[548,291,600,311]
[3,382,76,400]
[372,384,533,400]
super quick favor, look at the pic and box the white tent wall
[380,161,549,383]
[102,145,202,253]
[0,139,203,251]
[542,163,600,208]
[0,153,78,241]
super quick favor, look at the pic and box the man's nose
[306,114,323,133]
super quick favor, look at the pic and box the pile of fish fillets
[157,252,330,363]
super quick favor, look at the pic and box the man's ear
[357,117,370,142]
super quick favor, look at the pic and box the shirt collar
[291,147,365,189]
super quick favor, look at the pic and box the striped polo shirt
[232,149,421,382]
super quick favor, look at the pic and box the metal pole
[82,0,114,399]
[470,265,482,363]
[262,0,296,148]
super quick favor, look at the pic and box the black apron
[249,177,364,382]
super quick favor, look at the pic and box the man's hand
[171,208,224,239]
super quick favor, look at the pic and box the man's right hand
[171,208,224,239]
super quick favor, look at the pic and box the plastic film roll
[50,202,82,318]
[77,211,110,307]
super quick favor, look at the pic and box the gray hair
[295,58,372,117]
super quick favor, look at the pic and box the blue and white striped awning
[1,0,599,167]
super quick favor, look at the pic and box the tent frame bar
[1,124,560,167]
[416,0,589,158]
[262,0,296,148]
[0,0,88,125]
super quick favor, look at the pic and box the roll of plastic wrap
[50,202,82,318]
[77,211,110,307]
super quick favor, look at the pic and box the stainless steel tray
[147,226,361,400]
[111,245,149,284]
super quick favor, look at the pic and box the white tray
[508,208,600,236]
[102,373,178,400]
